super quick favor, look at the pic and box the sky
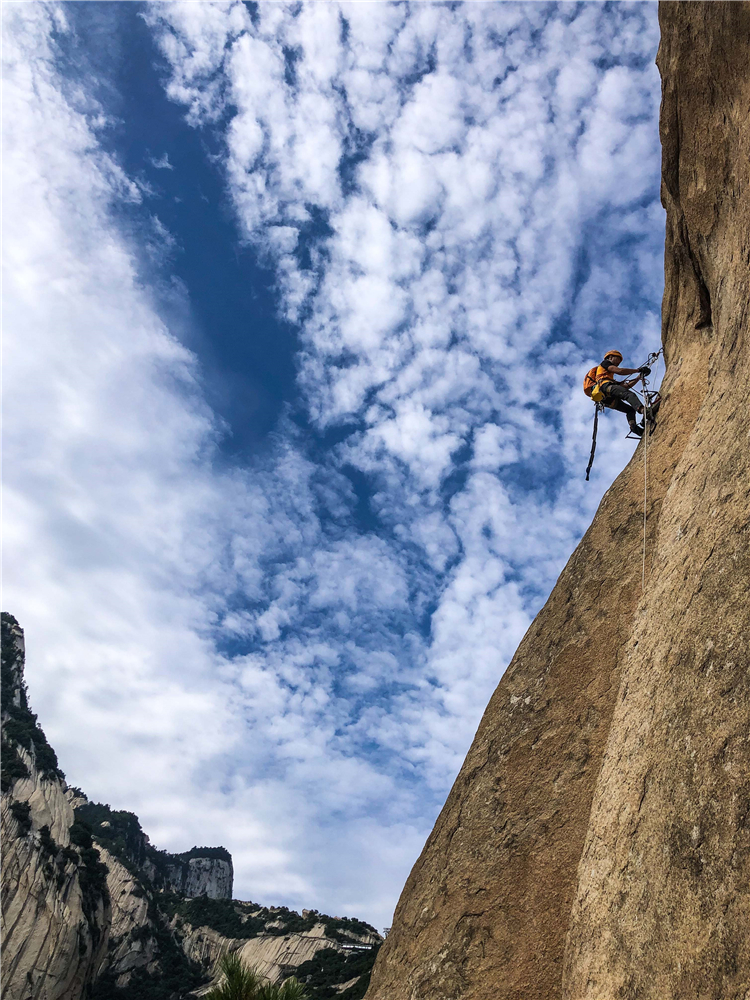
[2,1,664,931]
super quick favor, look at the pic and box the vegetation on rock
[90,915,205,1000]
[75,801,150,871]
[295,945,380,1000]
[69,817,111,932]
[1,611,64,786]
[206,953,307,1000]
[161,894,268,938]
[1,743,30,792]
[74,799,232,891]
[176,845,232,863]
[9,798,32,835]
[161,894,377,944]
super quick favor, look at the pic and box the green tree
[206,953,308,1000]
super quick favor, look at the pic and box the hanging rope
[637,348,662,590]
[653,348,663,388]
[585,402,604,481]
[642,384,648,590]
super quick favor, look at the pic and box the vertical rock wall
[96,846,159,985]
[1,617,110,1000]
[163,855,234,900]
[562,4,750,997]
[0,775,111,1000]
[365,3,750,999]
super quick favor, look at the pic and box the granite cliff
[1,613,382,1000]
[1,616,110,1000]
[366,3,750,999]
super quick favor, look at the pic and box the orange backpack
[583,366,609,403]
[583,366,599,398]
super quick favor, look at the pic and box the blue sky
[3,2,663,929]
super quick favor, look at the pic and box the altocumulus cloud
[4,2,662,928]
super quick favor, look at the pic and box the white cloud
[5,1,664,930]
[146,0,664,809]
[150,152,174,170]
[472,423,519,470]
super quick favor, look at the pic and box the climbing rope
[652,348,663,388]
[585,402,604,481]
[642,388,648,590]
[636,349,663,590]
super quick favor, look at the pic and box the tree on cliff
[207,953,308,1000]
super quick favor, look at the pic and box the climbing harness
[585,401,605,481]
[591,381,606,404]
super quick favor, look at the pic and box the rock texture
[563,5,750,997]
[1,616,110,1000]
[0,774,110,1000]
[163,854,234,901]
[97,846,158,983]
[73,800,233,902]
[1,613,382,1000]
[180,917,380,989]
[366,4,750,999]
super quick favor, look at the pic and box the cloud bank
[4,2,662,928]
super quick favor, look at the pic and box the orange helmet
[604,350,622,363]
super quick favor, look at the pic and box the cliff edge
[1,615,111,1000]
[366,4,750,999]
[1,613,382,1000]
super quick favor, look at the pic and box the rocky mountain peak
[1,613,25,710]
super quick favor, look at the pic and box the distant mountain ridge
[69,798,234,902]
[1,612,382,1000]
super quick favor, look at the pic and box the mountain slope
[1,615,110,1000]
[365,3,750,998]
[1,613,382,1000]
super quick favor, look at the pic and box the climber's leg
[604,382,644,414]
[602,386,644,436]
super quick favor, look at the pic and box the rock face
[1,615,110,1000]
[366,4,750,999]
[177,913,381,989]
[89,874,382,998]
[1,612,382,1000]
[97,845,158,982]
[163,853,234,901]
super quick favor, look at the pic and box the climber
[583,350,658,436]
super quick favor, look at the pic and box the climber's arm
[605,364,641,376]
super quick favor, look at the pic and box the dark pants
[601,381,642,424]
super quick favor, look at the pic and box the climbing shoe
[629,422,644,437]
